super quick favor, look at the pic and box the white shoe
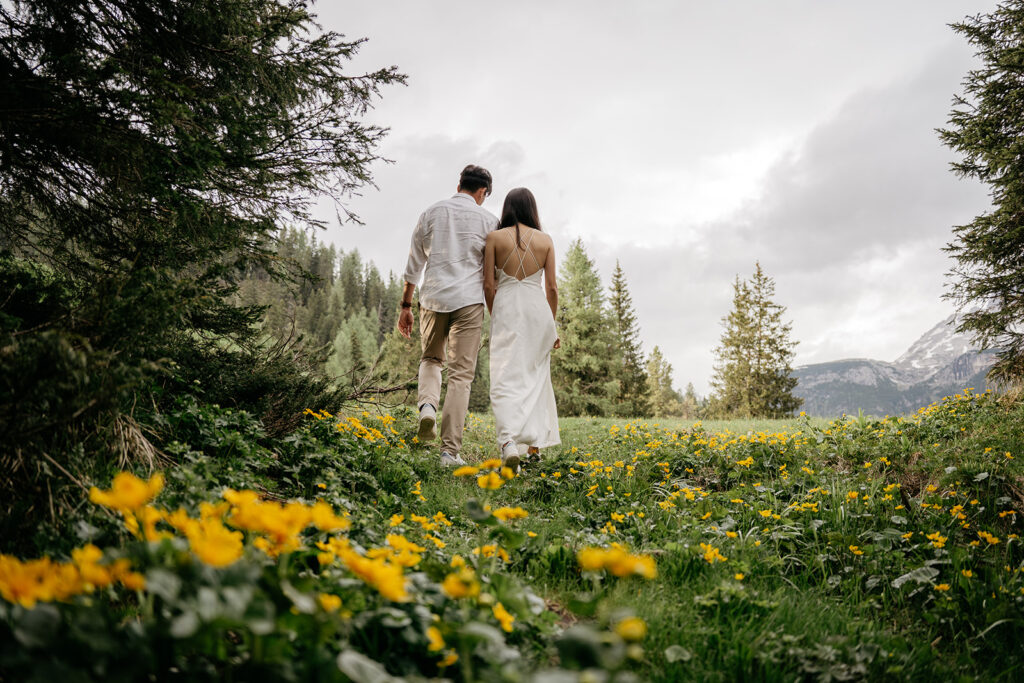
[417,404,437,442]
[501,441,520,472]
[440,452,466,467]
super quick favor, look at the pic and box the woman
[483,188,560,471]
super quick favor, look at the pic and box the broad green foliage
[710,263,802,418]
[553,239,621,416]
[4,391,1024,681]
[941,1,1024,382]
[609,261,652,418]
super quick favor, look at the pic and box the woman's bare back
[489,226,552,280]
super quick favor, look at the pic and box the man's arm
[397,281,416,339]
[483,233,496,313]
[398,213,428,339]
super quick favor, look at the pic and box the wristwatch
[401,301,412,309]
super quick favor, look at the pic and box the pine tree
[681,383,701,420]
[0,0,402,538]
[326,311,379,379]
[710,263,802,418]
[551,239,620,416]
[940,1,1024,382]
[645,346,684,417]
[609,261,651,418]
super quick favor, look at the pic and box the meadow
[2,391,1023,681]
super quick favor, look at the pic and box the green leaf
[146,568,182,601]
[466,499,496,525]
[665,644,693,662]
[892,566,940,589]
[281,581,316,614]
[169,610,200,639]
[491,526,527,550]
[13,604,61,648]
[337,650,402,683]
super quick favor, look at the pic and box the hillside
[794,314,996,416]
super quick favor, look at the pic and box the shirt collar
[451,192,477,204]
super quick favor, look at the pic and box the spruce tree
[710,263,802,418]
[609,261,651,418]
[645,346,684,417]
[941,1,1024,382]
[0,0,402,539]
[552,239,620,416]
[681,382,702,420]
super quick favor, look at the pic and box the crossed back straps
[498,227,542,280]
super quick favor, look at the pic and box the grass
[406,393,1024,680]
[5,392,1024,681]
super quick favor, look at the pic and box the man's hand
[553,337,561,350]
[398,307,414,339]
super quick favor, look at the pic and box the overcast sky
[312,1,995,393]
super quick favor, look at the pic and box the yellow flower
[439,651,459,667]
[493,602,515,632]
[961,569,973,578]
[188,518,245,567]
[849,545,864,556]
[935,583,951,592]
[492,507,529,522]
[699,543,727,564]
[734,573,745,581]
[441,569,481,599]
[480,458,502,470]
[758,510,772,518]
[577,547,606,571]
[338,548,408,602]
[576,546,658,578]
[318,593,342,612]
[90,472,164,513]
[311,501,351,532]
[978,530,1001,545]
[477,472,504,490]
[389,514,404,527]
[846,491,859,501]
[452,466,480,477]
[472,544,510,562]
[426,626,445,652]
[615,616,647,641]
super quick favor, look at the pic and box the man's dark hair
[458,164,492,195]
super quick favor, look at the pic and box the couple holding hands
[398,165,560,472]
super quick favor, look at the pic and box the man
[398,165,498,466]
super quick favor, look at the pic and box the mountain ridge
[793,314,996,417]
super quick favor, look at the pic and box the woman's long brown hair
[498,187,541,248]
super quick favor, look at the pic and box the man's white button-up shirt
[403,193,499,312]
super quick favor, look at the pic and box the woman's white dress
[489,230,560,453]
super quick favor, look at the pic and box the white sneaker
[417,404,437,442]
[440,452,466,467]
[501,441,520,472]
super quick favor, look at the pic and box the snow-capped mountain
[793,313,996,417]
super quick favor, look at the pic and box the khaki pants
[418,304,484,455]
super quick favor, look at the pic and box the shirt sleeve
[403,211,430,286]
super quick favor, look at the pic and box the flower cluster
[577,545,658,579]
